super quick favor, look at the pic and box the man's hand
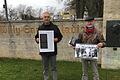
[54,38,58,42]
[68,43,75,49]
[97,43,104,48]
[35,38,39,43]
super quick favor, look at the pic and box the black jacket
[35,22,63,56]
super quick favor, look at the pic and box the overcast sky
[0,0,65,10]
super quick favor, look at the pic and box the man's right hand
[35,38,39,44]
[68,43,75,49]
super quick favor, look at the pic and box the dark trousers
[41,55,57,80]
[81,59,99,80]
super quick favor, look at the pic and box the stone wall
[0,20,103,61]
[102,0,120,69]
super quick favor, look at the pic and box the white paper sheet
[39,30,54,52]
[75,44,99,60]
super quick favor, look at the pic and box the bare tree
[8,7,18,20]
[17,4,26,15]
[76,0,84,18]
[0,10,6,21]
[35,8,42,16]
[16,5,37,20]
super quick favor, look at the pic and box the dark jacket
[35,22,63,56]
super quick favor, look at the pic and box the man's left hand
[54,38,58,42]
[97,43,104,48]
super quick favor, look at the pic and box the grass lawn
[0,58,120,80]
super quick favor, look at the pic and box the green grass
[0,58,120,80]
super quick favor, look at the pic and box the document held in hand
[75,44,99,60]
[39,30,54,52]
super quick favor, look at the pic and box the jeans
[41,55,57,80]
[81,59,99,80]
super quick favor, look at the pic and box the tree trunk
[76,0,84,19]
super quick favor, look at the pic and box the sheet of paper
[75,44,98,60]
[39,30,54,52]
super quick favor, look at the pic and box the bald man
[35,11,63,80]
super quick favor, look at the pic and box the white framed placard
[75,44,99,60]
[39,30,54,52]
